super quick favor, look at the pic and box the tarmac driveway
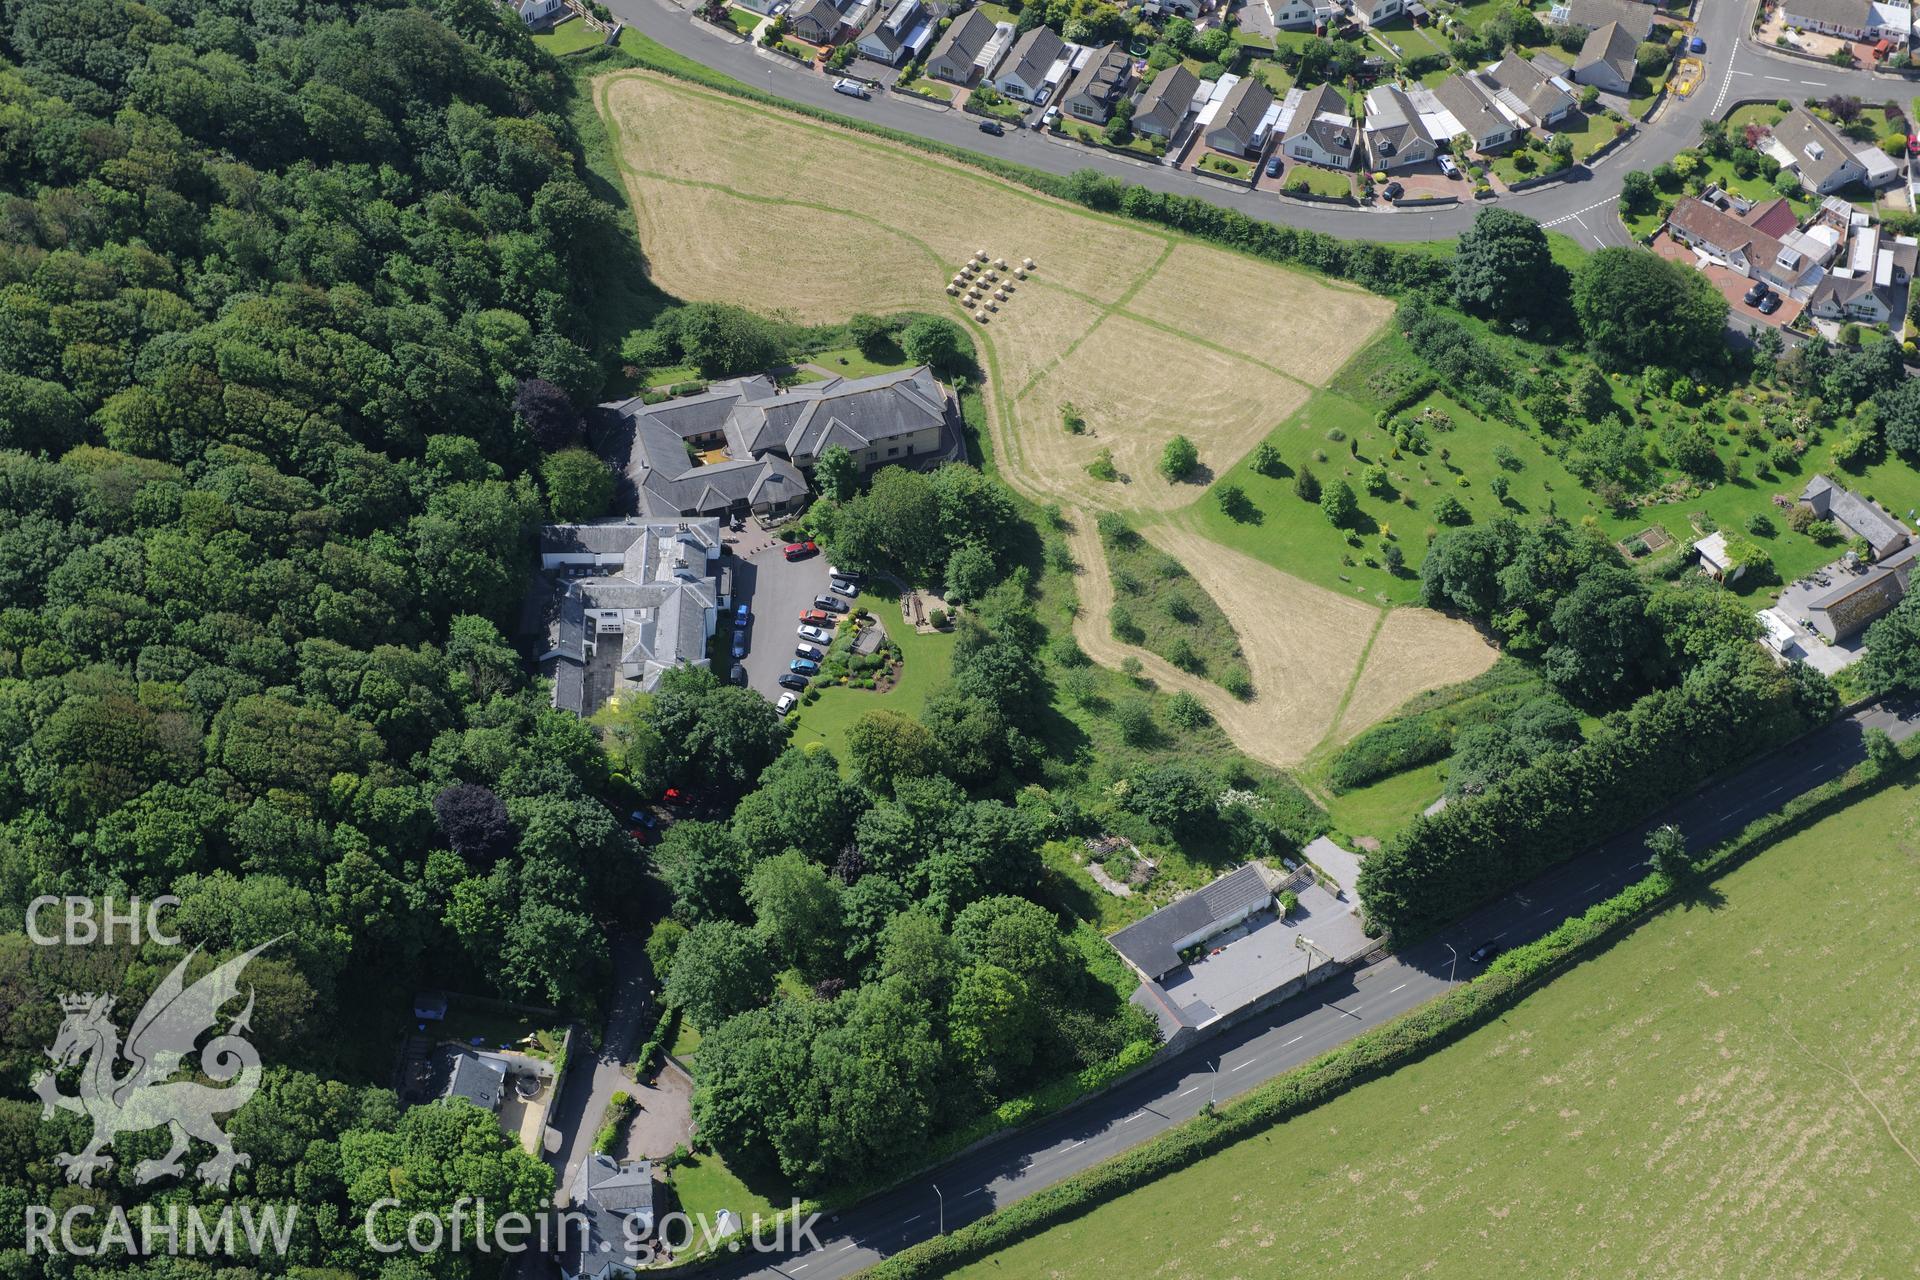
[736,543,830,701]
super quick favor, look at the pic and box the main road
[602,0,1911,249]
[684,697,1919,1278]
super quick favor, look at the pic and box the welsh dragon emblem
[33,938,279,1188]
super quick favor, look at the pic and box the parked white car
[1437,153,1459,178]
[833,78,869,99]
[775,692,798,715]
[798,624,833,645]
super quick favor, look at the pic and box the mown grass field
[593,70,1494,765]
[948,778,1920,1279]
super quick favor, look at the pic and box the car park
[978,120,1004,136]
[1437,154,1459,178]
[798,608,831,626]
[778,672,810,690]
[790,658,820,675]
[1468,939,1503,964]
[1264,156,1283,179]
[783,540,818,560]
[832,78,868,99]
[798,624,833,645]
[796,644,824,662]
[814,595,849,613]
[775,692,798,715]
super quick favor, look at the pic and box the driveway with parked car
[736,541,831,702]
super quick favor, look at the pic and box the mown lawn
[1286,165,1353,199]
[727,5,762,35]
[795,343,914,380]
[949,775,1920,1279]
[1317,756,1446,841]
[533,19,606,54]
[668,1150,782,1231]
[786,593,956,762]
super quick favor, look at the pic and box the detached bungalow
[1474,53,1578,128]
[1265,0,1339,28]
[992,25,1067,102]
[1132,64,1201,138]
[925,8,1005,84]
[1432,72,1518,152]
[1351,0,1405,25]
[1768,107,1874,195]
[1780,0,1880,41]
[1203,75,1279,156]
[1572,20,1638,94]
[788,0,853,43]
[855,0,936,65]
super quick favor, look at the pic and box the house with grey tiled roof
[1768,107,1869,195]
[597,367,955,519]
[856,0,936,65]
[533,519,724,714]
[1476,53,1577,127]
[561,1153,656,1280]
[1362,84,1435,170]
[1132,64,1199,138]
[788,0,854,44]
[1572,20,1639,94]
[1550,0,1655,36]
[1280,83,1356,168]
[991,25,1066,102]
[1803,474,1912,559]
[1203,74,1278,156]
[1061,42,1134,123]
[926,8,1004,83]
[1431,72,1519,152]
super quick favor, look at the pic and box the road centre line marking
[903,1215,921,1224]
[1283,1035,1305,1046]
[1389,983,1407,993]
[1123,1111,1147,1122]
[1179,1086,1200,1096]
[1232,1059,1254,1071]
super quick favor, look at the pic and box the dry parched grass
[1125,243,1395,385]
[602,75,1156,306]
[977,283,1105,410]
[628,182,934,323]
[1019,315,1314,512]
[1332,606,1500,745]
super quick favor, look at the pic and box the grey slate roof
[1134,63,1199,135]
[1433,71,1508,144]
[1109,863,1274,979]
[537,520,722,714]
[1206,75,1277,152]
[1283,82,1355,160]
[1576,20,1640,85]
[565,1154,655,1280]
[998,24,1064,89]
[1784,0,1872,32]
[1557,0,1655,34]
[1479,52,1574,123]
[599,367,948,517]
[927,7,994,71]
[443,1053,506,1111]
[1773,107,1864,193]
[1363,84,1432,156]
[788,0,844,38]
[1802,474,1911,556]
[1064,42,1132,116]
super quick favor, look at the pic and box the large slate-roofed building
[532,519,724,715]
[1109,862,1275,980]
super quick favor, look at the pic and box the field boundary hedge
[861,731,1919,1278]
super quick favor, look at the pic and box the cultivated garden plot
[597,70,1504,761]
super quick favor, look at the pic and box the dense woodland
[0,0,631,1273]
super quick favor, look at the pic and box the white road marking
[1765,74,1789,80]
[1283,1034,1305,1046]
[966,1187,987,1198]
[838,1243,856,1252]
[792,1265,809,1273]
[903,1214,921,1224]
[1730,68,1753,75]
[1179,1086,1200,1097]
[1063,1139,1085,1150]
[1232,1058,1255,1071]
[1123,1111,1148,1122]
[1389,982,1408,993]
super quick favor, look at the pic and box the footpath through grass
[941,775,1920,1279]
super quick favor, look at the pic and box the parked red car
[798,609,831,626]
[782,540,818,560]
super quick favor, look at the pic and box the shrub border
[863,732,1920,1278]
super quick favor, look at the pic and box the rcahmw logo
[24,906,301,1258]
